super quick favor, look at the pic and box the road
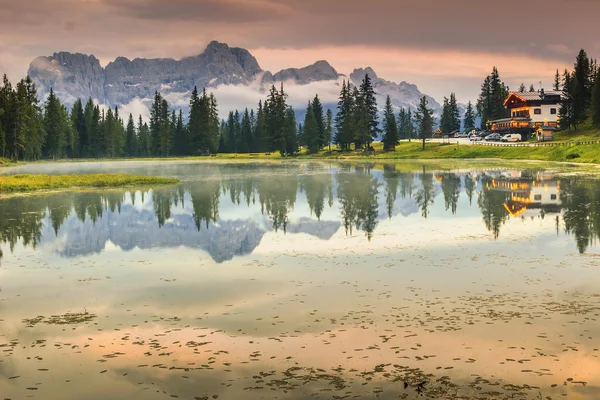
[400,138,528,146]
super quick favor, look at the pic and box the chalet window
[550,108,557,114]
[534,109,542,115]
[534,195,542,201]
[551,194,557,200]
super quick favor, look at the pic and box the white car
[501,134,522,142]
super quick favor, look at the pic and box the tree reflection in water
[2,164,600,260]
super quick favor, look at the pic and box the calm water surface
[1,161,599,399]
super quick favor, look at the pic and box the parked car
[469,135,483,141]
[501,133,522,142]
[485,133,501,141]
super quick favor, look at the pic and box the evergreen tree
[240,108,252,153]
[149,91,162,155]
[398,108,407,139]
[312,94,325,149]
[255,100,267,152]
[352,86,370,149]
[103,107,115,157]
[573,49,591,127]
[125,113,136,157]
[440,97,451,133]
[303,101,320,154]
[476,75,492,128]
[554,69,561,91]
[463,101,476,131]
[224,111,235,153]
[477,67,509,128]
[19,76,45,161]
[218,119,227,153]
[398,107,414,141]
[519,83,526,93]
[283,107,298,155]
[529,84,536,92]
[334,80,355,151]
[136,115,148,156]
[406,109,414,141]
[91,105,103,157]
[62,104,76,158]
[208,93,219,153]
[449,93,461,131]
[324,109,333,153]
[70,99,85,158]
[559,70,575,131]
[43,89,66,159]
[233,110,241,152]
[415,96,434,150]
[188,87,202,154]
[82,98,95,157]
[158,99,172,156]
[265,84,289,155]
[0,75,13,158]
[592,70,600,129]
[358,74,379,149]
[173,109,187,156]
[382,95,399,150]
[297,123,304,149]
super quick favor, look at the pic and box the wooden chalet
[490,89,562,139]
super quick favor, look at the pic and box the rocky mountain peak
[350,67,379,83]
[263,60,341,85]
[27,41,448,120]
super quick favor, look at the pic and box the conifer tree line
[476,67,510,129]
[439,93,461,133]
[558,49,600,131]
[0,74,223,161]
[335,76,435,152]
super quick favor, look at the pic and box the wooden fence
[472,140,600,148]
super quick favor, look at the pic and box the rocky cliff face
[28,41,451,123]
[29,41,264,107]
[350,67,442,115]
[262,60,341,85]
[29,52,106,105]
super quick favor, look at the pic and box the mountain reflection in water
[1,163,598,261]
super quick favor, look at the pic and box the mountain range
[28,40,450,120]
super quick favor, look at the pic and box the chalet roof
[505,91,562,104]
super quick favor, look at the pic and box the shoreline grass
[0,173,179,194]
[3,125,600,166]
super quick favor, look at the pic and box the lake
[1,160,599,399]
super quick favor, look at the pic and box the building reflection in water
[2,164,600,260]
[488,171,562,218]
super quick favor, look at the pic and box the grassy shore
[3,126,600,166]
[0,174,179,193]
[196,140,600,163]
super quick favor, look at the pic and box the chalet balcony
[490,117,533,138]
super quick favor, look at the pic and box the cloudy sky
[0,0,598,101]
